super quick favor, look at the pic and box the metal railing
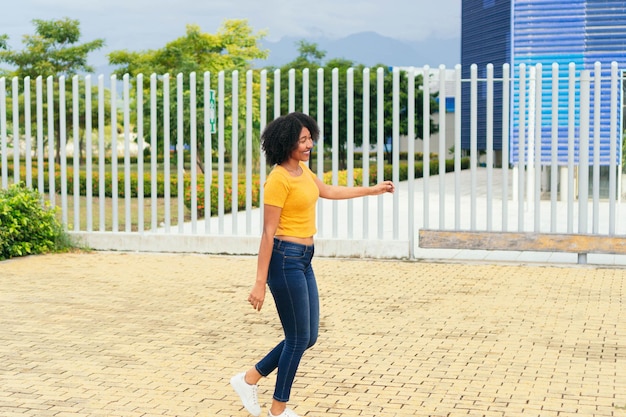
[0,63,624,259]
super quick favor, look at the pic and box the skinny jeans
[255,238,319,402]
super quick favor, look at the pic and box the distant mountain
[256,31,460,69]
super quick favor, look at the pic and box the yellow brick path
[1,252,625,417]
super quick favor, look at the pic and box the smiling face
[288,127,314,163]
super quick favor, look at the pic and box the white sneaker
[230,372,261,416]
[268,408,300,417]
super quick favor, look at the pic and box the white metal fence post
[0,77,7,189]
[24,77,32,188]
[422,66,430,231]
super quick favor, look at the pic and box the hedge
[2,157,469,217]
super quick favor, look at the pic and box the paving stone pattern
[1,252,625,416]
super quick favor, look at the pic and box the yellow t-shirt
[264,162,320,237]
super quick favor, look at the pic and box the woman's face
[289,127,314,163]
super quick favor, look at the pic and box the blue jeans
[255,238,319,402]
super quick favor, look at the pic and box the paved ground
[1,251,625,417]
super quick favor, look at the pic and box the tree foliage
[108,20,269,170]
[269,41,439,168]
[0,18,106,163]
[0,17,104,78]
[109,21,268,76]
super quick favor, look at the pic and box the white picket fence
[0,63,624,260]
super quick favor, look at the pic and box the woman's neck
[279,161,302,175]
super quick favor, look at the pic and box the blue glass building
[461,0,626,166]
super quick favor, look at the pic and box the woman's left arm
[313,176,395,200]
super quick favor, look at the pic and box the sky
[1,0,461,66]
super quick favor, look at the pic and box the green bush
[0,183,73,260]
[4,157,469,220]
[185,173,261,217]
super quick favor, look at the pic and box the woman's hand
[371,180,395,195]
[248,281,266,311]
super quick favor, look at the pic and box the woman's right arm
[248,204,281,312]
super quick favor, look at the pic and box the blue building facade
[461,0,511,152]
[461,0,626,166]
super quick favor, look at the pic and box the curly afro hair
[261,112,320,166]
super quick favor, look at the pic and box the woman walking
[230,112,394,417]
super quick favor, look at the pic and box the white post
[332,68,339,237]
[36,76,44,196]
[85,75,93,232]
[438,65,447,230]
[229,70,239,230]
[551,64,560,229]
[124,74,132,233]
[517,64,526,231]
[454,65,462,230]
[578,69,591,263]
[578,70,590,235]
[136,74,144,233]
[423,65,431,230]
[59,76,68,229]
[24,77,32,188]
[98,75,105,231]
[176,73,185,234]
[470,64,477,230]
[526,65,534,204]
[376,67,384,239]
[110,75,119,232]
[316,68,325,236]
[567,63,576,233]
[592,62,601,234]
[288,69,295,113]
[150,73,158,232]
[408,67,416,255]
[347,68,354,239]
[512,166,518,203]
[72,75,81,231]
[533,64,543,232]
[217,71,225,233]
[245,70,253,234]
[46,76,56,206]
[362,67,370,238]
[501,64,510,232]
[12,77,20,185]
[203,71,212,234]
[162,74,170,232]
[1,77,7,189]
[392,67,400,239]
[609,62,619,233]
[486,64,494,231]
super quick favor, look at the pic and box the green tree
[379,67,439,164]
[0,34,9,76]
[108,20,269,172]
[290,40,325,68]
[0,18,105,163]
[0,17,104,78]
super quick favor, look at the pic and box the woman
[231,112,394,417]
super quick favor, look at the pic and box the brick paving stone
[1,252,625,416]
